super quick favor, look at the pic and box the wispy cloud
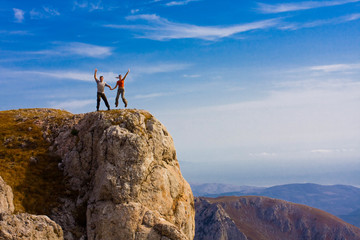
[59,42,112,57]
[1,68,117,82]
[280,13,360,30]
[26,70,93,81]
[25,42,113,58]
[164,77,360,164]
[183,74,200,78]
[13,8,25,23]
[133,92,171,99]
[105,14,280,40]
[73,0,104,11]
[0,30,31,35]
[311,148,354,154]
[257,0,360,14]
[30,6,60,19]
[49,99,93,111]
[165,0,199,7]
[134,62,191,74]
[309,63,360,72]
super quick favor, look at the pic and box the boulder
[50,110,195,240]
[0,213,63,240]
[0,177,63,240]
[0,176,14,214]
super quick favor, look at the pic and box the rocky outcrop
[0,176,14,214]
[0,108,195,240]
[30,109,195,240]
[195,196,360,240]
[0,177,63,240]
[194,198,247,240]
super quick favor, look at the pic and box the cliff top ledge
[0,108,195,240]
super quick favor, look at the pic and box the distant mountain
[192,183,360,227]
[190,182,264,196]
[195,196,360,240]
[340,209,360,228]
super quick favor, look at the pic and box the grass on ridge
[0,109,67,215]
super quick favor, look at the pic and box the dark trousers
[97,92,110,110]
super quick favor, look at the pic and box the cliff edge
[0,109,195,240]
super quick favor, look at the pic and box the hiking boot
[125,102,127,108]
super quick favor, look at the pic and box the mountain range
[192,182,360,227]
[195,196,360,240]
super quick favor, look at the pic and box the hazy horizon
[1,0,360,187]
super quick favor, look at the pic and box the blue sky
[1,0,360,186]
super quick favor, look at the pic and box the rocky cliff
[0,176,63,239]
[195,196,360,240]
[0,109,195,240]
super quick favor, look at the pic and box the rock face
[194,197,247,240]
[45,109,195,240]
[0,177,63,240]
[0,176,14,214]
[195,196,360,240]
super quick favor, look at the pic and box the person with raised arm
[113,69,130,108]
[94,68,112,111]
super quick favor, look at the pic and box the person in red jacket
[112,69,130,108]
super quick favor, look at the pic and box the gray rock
[0,213,63,240]
[0,177,63,240]
[48,110,195,240]
[0,176,14,214]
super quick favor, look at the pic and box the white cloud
[105,14,280,40]
[0,30,31,35]
[257,0,360,14]
[43,7,60,16]
[13,8,25,23]
[30,6,60,19]
[24,42,113,58]
[28,70,93,81]
[73,0,104,11]
[134,63,191,74]
[1,68,118,83]
[33,70,119,83]
[183,74,200,78]
[311,148,355,154]
[165,0,199,7]
[280,13,360,30]
[49,99,93,111]
[161,78,360,163]
[133,92,171,99]
[309,63,360,72]
[59,42,112,57]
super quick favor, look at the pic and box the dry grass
[0,109,68,215]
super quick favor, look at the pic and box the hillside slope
[198,182,360,227]
[195,196,360,240]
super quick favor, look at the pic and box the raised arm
[94,68,99,82]
[123,69,130,81]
